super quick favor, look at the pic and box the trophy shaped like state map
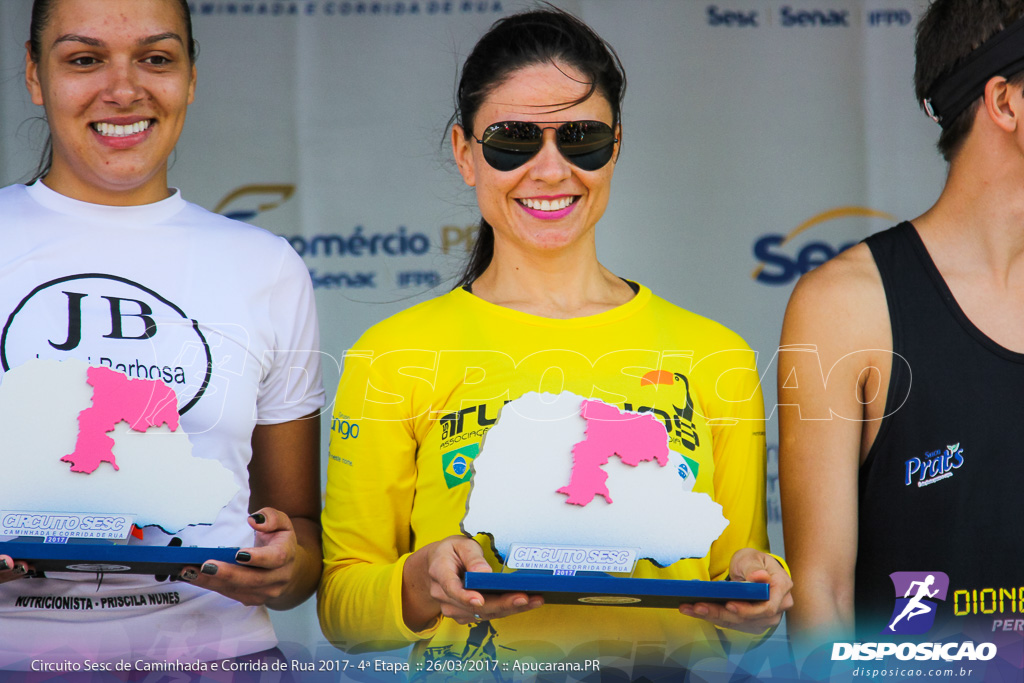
[0,358,238,535]
[463,391,729,568]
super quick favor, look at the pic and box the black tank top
[857,223,1024,636]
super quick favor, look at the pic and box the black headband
[923,14,1024,129]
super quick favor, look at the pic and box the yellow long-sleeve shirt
[319,285,769,672]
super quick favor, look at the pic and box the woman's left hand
[678,547,793,634]
[179,507,317,609]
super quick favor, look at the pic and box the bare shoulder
[782,242,890,352]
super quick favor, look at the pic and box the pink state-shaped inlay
[61,366,181,474]
[557,399,670,506]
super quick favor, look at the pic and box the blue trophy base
[464,571,769,607]
[0,541,239,575]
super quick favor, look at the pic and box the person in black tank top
[777,0,1024,659]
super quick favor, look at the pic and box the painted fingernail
[201,563,218,576]
[236,551,252,563]
[0,560,8,571]
[179,569,198,582]
[249,513,266,525]
[13,565,26,575]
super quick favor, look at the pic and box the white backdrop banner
[0,0,945,677]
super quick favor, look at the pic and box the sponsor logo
[885,572,949,635]
[330,416,360,440]
[213,184,294,222]
[507,543,637,573]
[832,572,998,662]
[868,9,913,26]
[440,224,479,255]
[626,371,700,453]
[1,512,134,540]
[904,443,964,487]
[287,227,431,258]
[397,271,441,288]
[14,592,181,610]
[676,454,700,485]
[439,402,503,449]
[308,269,376,289]
[441,443,478,488]
[831,641,996,662]
[752,206,896,286]
[706,5,758,27]
[1,275,211,412]
[780,6,849,27]
[954,586,1024,617]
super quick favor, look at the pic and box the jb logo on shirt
[1,274,211,413]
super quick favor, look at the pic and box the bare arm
[184,411,322,610]
[778,245,890,655]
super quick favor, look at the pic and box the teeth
[93,120,151,137]
[520,197,575,211]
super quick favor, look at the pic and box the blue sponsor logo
[706,5,758,27]
[397,271,441,288]
[868,9,913,26]
[214,184,295,222]
[288,227,431,258]
[904,443,964,487]
[885,572,949,635]
[309,269,376,289]
[780,6,849,27]
[331,417,360,440]
[751,206,896,286]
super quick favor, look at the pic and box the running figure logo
[884,571,950,635]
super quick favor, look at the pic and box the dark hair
[915,0,1024,162]
[27,0,198,182]
[452,7,626,289]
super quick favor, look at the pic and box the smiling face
[453,61,618,261]
[25,0,196,206]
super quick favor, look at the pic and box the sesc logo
[751,206,896,285]
[885,571,949,635]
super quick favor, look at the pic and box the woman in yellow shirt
[319,7,791,674]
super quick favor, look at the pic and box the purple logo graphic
[885,571,950,635]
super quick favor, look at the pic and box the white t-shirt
[0,182,325,668]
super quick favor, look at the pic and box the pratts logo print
[751,206,896,285]
[1,275,211,413]
[905,443,964,487]
[442,444,479,489]
[885,572,950,635]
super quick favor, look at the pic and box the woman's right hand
[402,536,543,630]
[0,555,30,584]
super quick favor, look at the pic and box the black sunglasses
[472,120,618,172]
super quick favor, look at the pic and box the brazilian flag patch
[683,454,699,480]
[442,444,480,489]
